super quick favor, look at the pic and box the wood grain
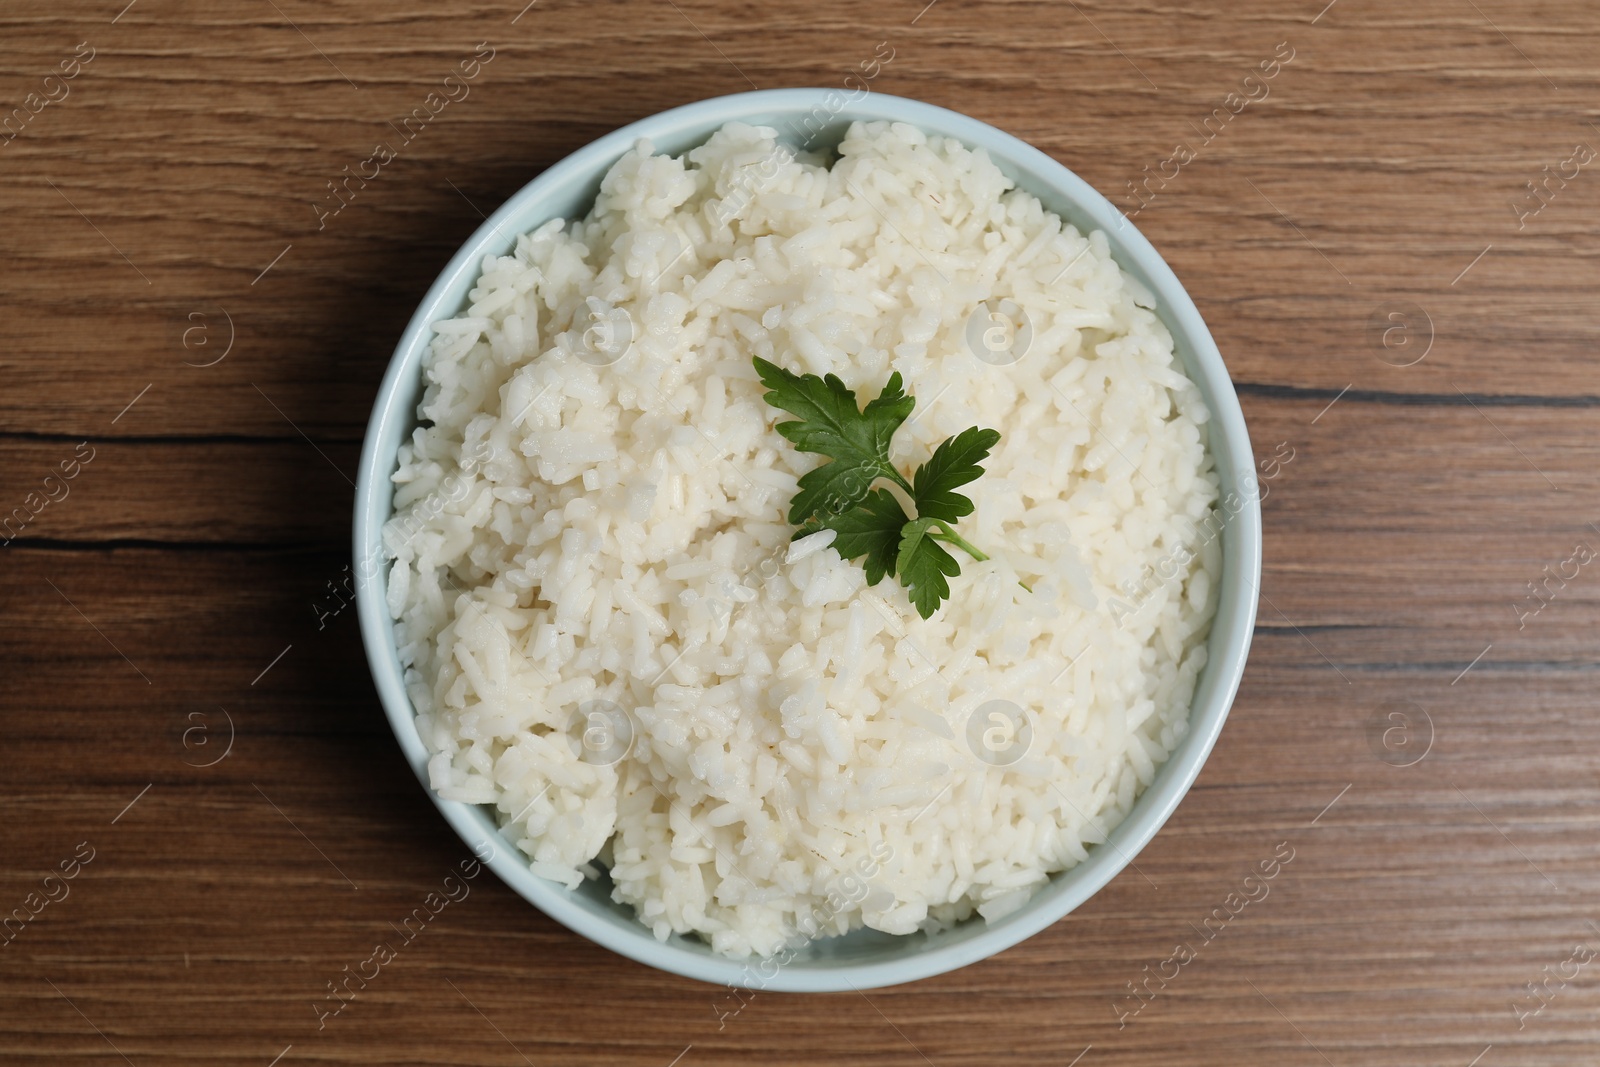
[4,0,1600,1063]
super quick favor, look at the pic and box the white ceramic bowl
[354,88,1261,992]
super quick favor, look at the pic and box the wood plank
[4,0,1600,1063]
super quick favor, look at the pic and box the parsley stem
[930,521,988,563]
[930,521,1031,593]
[886,467,916,497]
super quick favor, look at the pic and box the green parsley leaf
[753,357,915,523]
[895,518,962,619]
[911,426,1001,523]
[813,488,909,586]
[754,356,1003,618]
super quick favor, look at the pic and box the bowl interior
[355,89,1260,992]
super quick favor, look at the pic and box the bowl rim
[354,87,1261,992]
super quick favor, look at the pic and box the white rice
[385,120,1220,957]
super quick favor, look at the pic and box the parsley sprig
[754,357,1001,618]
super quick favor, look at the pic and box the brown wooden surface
[4,0,1599,1063]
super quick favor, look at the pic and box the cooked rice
[385,119,1220,957]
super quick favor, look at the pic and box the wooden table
[4,0,1597,1063]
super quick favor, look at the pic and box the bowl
[354,88,1261,992]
